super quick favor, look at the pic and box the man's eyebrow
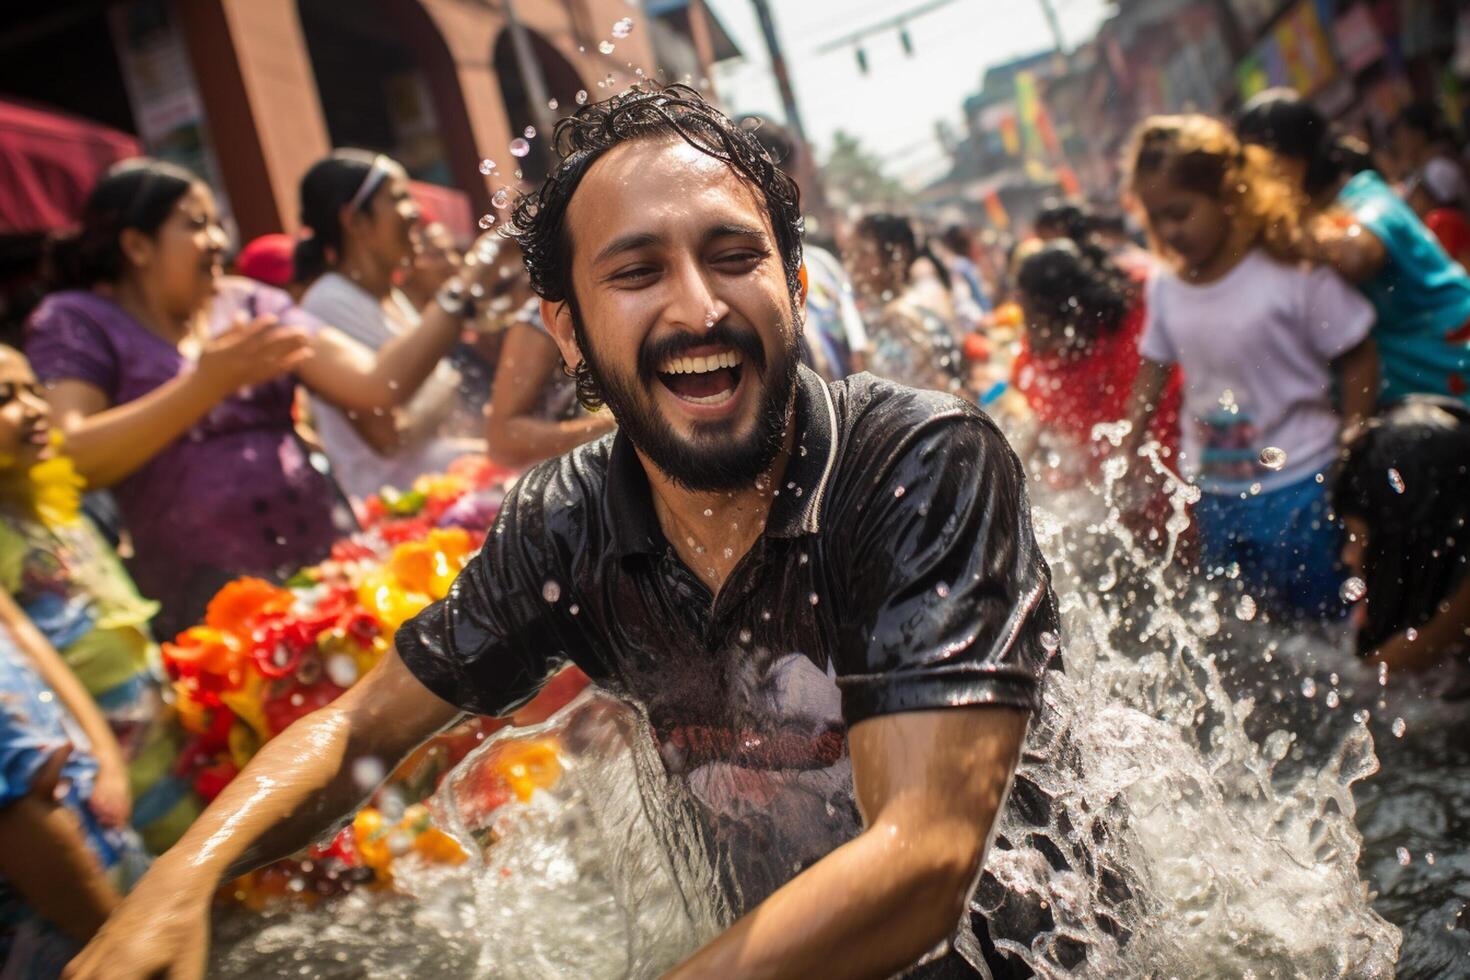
[704,222,768,243]
[592,232,663,266]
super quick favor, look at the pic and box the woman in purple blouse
[27,159,496,635]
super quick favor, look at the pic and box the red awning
[0,98,141,236]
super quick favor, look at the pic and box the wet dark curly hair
[505,83,804,410]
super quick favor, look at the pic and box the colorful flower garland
[160,457,587,901]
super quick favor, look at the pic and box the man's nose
[665,254,726,329]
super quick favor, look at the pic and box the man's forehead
[566,136,773,252]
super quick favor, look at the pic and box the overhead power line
[812,0,963,54]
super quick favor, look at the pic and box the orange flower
[204,578,294,636]
[164,627,247,678]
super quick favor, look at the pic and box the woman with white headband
[296,149,489,502]
[25,156,499,633]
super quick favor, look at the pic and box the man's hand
[63,647,460,980]
[664,706,1029,980]
[62,865,212,980]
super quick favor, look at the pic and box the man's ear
[540,297,584,370]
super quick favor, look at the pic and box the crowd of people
[0,78,1468,978]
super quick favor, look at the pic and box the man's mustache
[639,320,768,381]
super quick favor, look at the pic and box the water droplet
[523,125,537,139]
[1325,690,1340,708]
[893,486,906,498]
[1339,576,1367,603]
[542,580,562,603]
[797,552,809,565]
[568,603,580,616]
[1387,468,1405,494]
[1040,631,1060,652]
[1397,846,1411,866]
[1300,677,1317,699]
[478,214,495,230]
[703,310,717,329]
[492,189,510,209]
[509,138,531,158]
[738,628,752,644]
[547,98,559,110]
[722,547,734,559]
[1391,716,1407,738]
[599,40,616,54]
[575,90,588,105]
[703,508,713,517]
[478,158,495,175]
[352,757,386,789]
[326,654,359,687]
[1258,446,1287,471]
[611,16,634,38]
[1425,852,1436,865]
[1235,594,1257,621]
[808,592,819,606]
[1405,627,1419,642]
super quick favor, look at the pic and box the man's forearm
[663,813,995,980]
[162,704,363,884]
[664,707,1027,980]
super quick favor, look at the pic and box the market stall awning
[0,98,141,236]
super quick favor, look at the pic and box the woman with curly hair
[1121,114,1379,620]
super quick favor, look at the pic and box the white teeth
[658,350,743,375]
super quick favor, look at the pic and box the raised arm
[46,316,312,488]
[297,234,505,414]
[485,322,615,469]
[664,707,1028,980]
[62,646,460,980]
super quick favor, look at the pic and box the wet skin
[64,135,1031,980]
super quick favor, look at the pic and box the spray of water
[210,428,1401,978]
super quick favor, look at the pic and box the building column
[417,0,514,214]
[174,0,331,240]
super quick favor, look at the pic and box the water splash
[208,438,1402,978]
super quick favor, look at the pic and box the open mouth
[656,348,745,407]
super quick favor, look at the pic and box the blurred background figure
[741,114,868,380]
[1236,90,1470,409]
[1012,238,1180,512]
[1336,397,1470,673]
[483,240,615,470]
[847,212,963,395]
[294,150,488,503]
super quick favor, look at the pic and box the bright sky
[702,0,1114,186]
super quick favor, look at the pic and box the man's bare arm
[63,647,460,980]
[663,706,1028,980]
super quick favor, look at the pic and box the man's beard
[573,307,799,493]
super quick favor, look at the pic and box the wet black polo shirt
[398,365,1058,969]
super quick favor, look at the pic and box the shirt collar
[604,365,840,558]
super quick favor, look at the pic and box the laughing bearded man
[66,86,1057,980]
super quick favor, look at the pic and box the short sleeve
[25,295,120,396]
[1300,263,1375,360]
[832,399,1058,725]
[394,475,565,716]
[1136,274,1176,365]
